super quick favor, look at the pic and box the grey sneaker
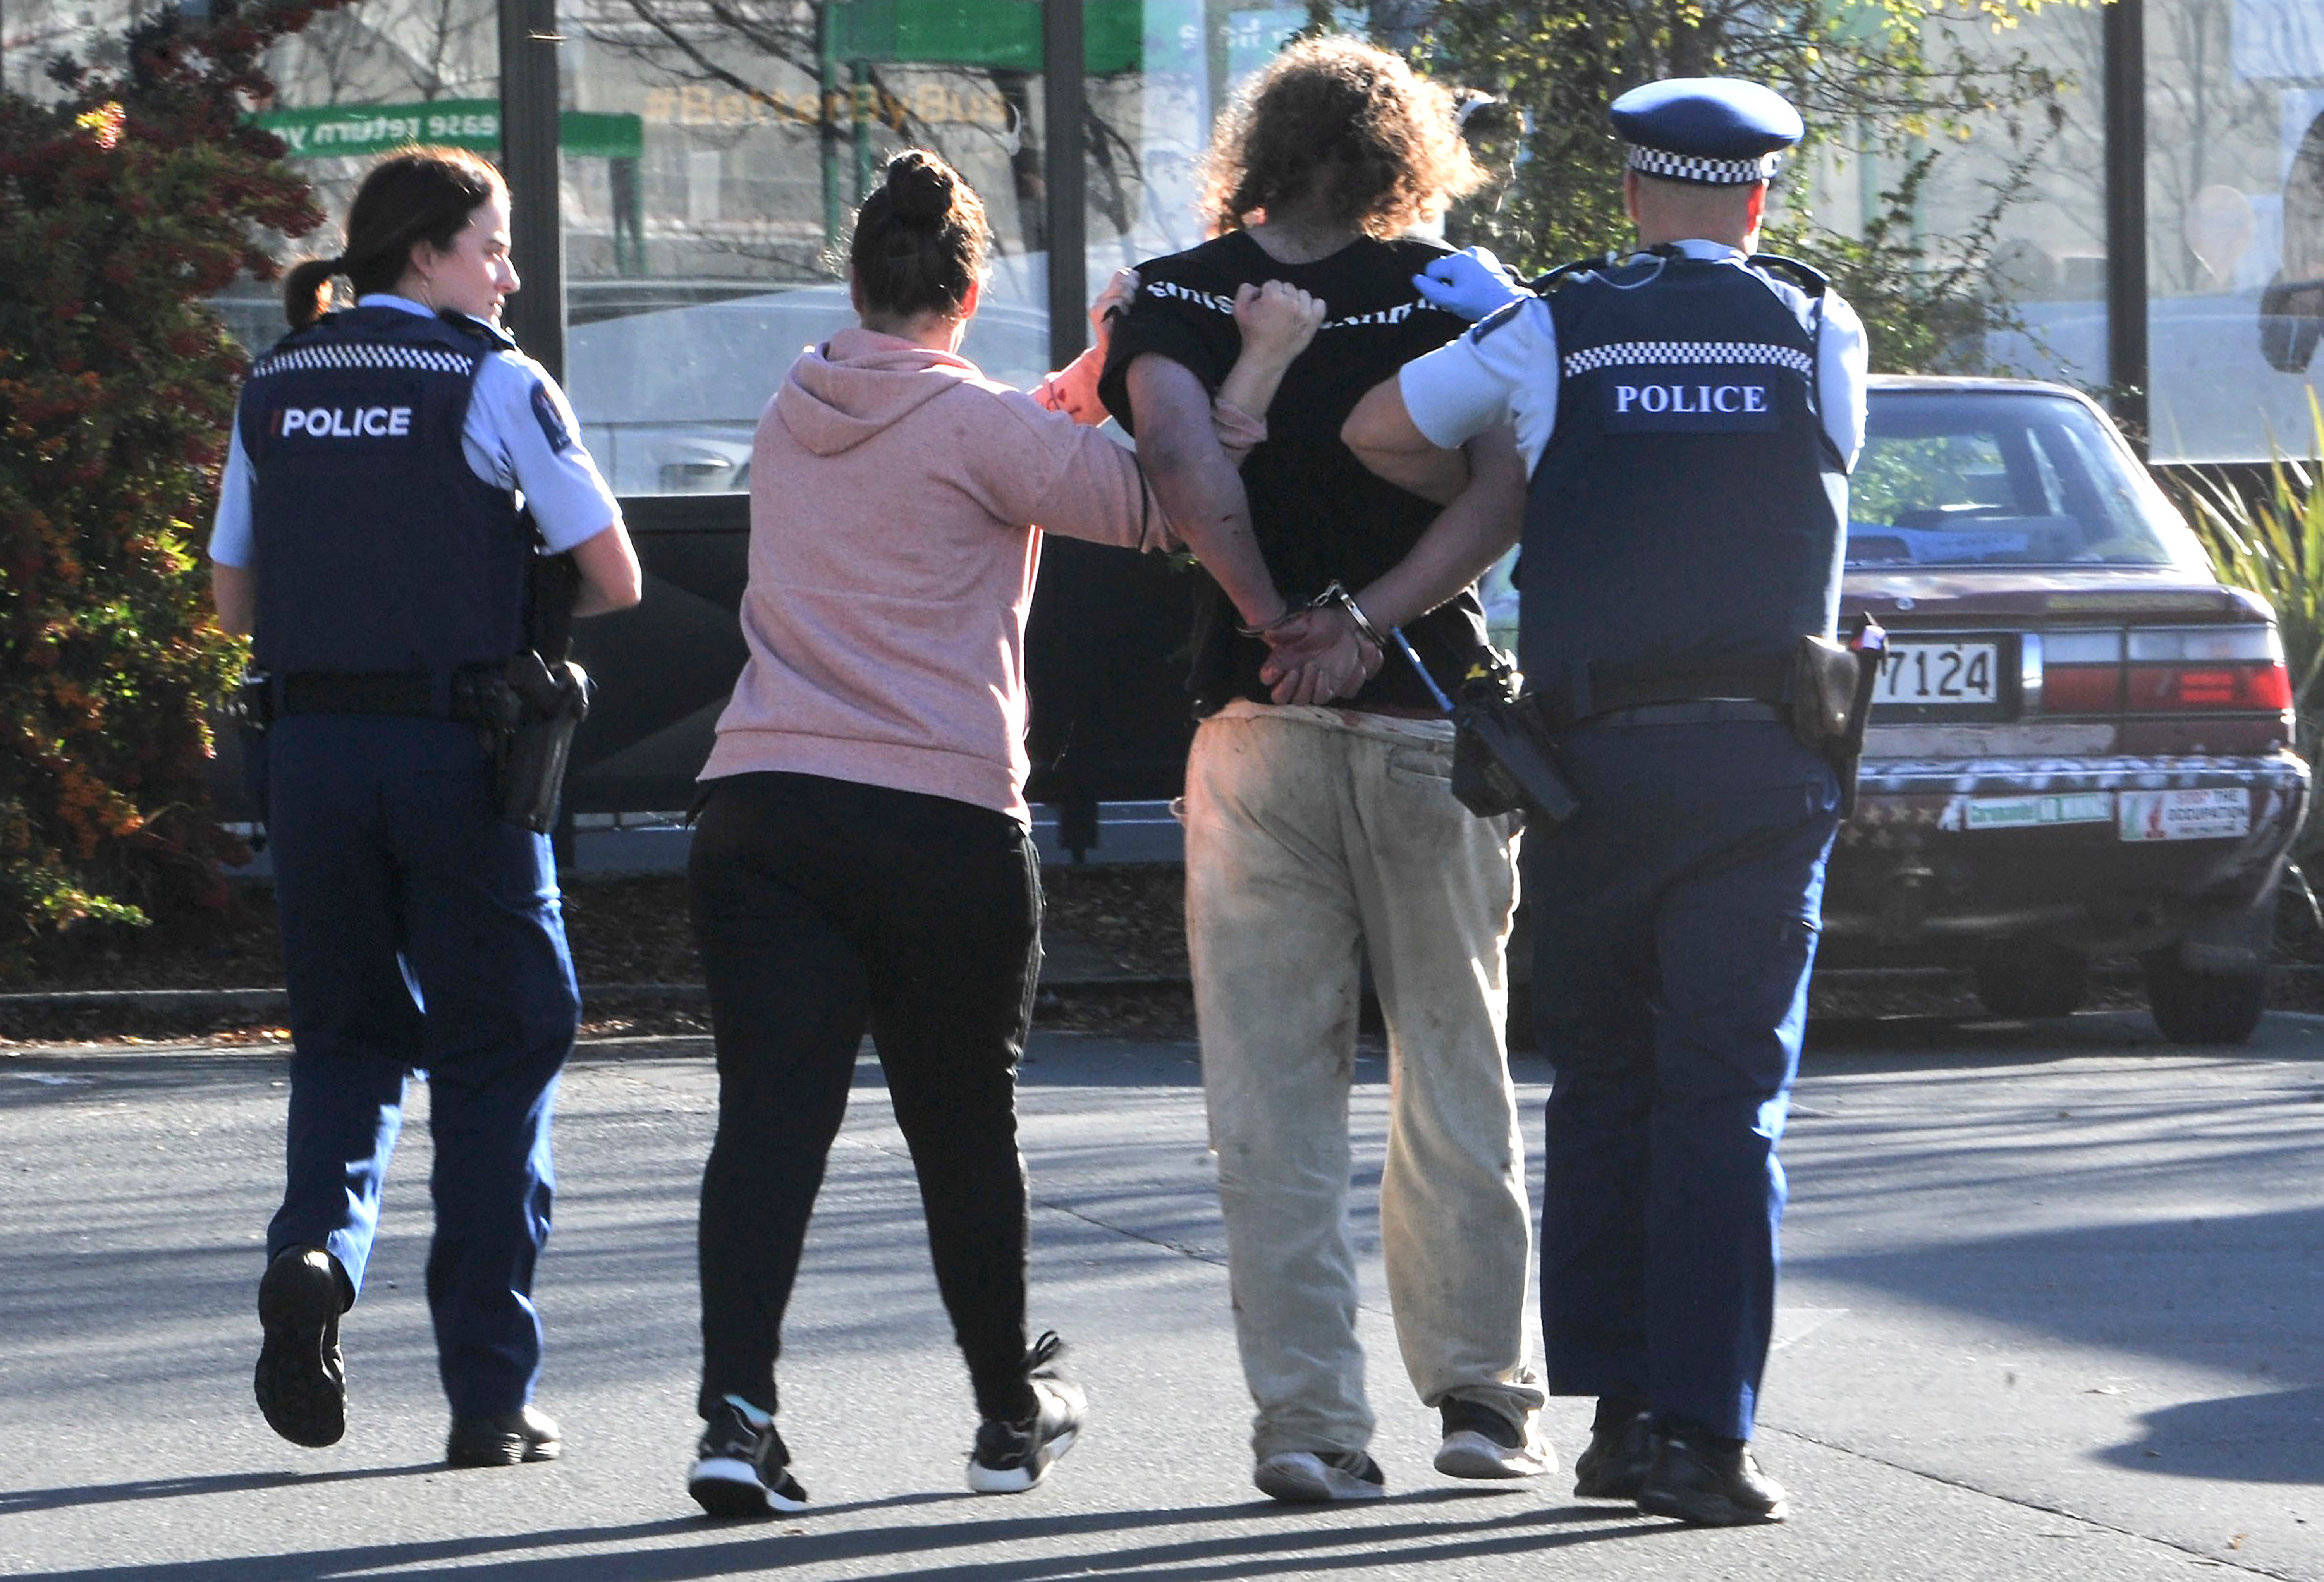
[689,1395,808,1517]
[1434,1397,1552,1479]
[967,1331,1086,1494]
[1254,1448,1388,1502]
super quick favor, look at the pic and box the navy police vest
[237,307,530,682]
[1517,250,1846,693]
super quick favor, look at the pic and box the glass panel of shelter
[2145,0,2324,463]
[1791,2,2111,398]
[155,0,2324,470]
[225,1,503,355]
[557,0,1062,497]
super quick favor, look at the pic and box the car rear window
[1848,391,2209,570]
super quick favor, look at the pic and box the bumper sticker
[1965,792,2114,830]
[2118,788,2252,842]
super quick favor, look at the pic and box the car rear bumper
[1824,751,2310,956]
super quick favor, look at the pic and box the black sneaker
[446,1403,561,1467]
[1253,1448,1388,1502]
[967,1331,1086,1494]
[1636,1431,1789,1525]
[1572,1408,1654,1500]
[689,1395,808,1517]
[1434,1397,1551,1479]
[254,1247,346,1448]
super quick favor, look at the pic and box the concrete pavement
[4,1012,2322,1579]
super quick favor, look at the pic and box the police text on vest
[1612,383,1769,415]
[275,405,414,438]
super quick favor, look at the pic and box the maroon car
[1827,376,2310,1043]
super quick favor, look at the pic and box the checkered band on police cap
[1624,144,1783,186]
[1610,78,1802,187]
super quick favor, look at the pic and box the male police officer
[1342,79,1869,1525]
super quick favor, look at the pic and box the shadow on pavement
[2097,1384,2324,1484]
[0,1462,441,1515]
[5,1498,1667,1582]
[1791,1206,2324,1384]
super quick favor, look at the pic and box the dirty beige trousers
[1184,701,1543,1461]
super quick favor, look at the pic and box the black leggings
[689,771,1043,1424]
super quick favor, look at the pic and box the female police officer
[209,146,641,1466]
[1344,80,1870,1526]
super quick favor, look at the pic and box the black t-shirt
[1097,230,1489,715]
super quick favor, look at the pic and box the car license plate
[1875,641,2000,705]
[2118,788,2251,842]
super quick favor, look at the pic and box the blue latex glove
[1410,247,1526,322]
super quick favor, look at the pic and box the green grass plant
[2171,393,2324,857]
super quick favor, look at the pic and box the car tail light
[2038,625,2291,717]
[2039,630,2123,715]
[2125,626,2290,714]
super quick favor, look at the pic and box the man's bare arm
[1124,354,1288,629]
[1352,423,1523,630]
[1341,374,1470,504]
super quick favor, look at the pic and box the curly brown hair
[1198,36,1483,239]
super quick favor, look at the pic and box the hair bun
[885,152,954,223]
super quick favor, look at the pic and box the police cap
[1610,78,1803,186]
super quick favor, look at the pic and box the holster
[491,652,592,835]
[1450,651,1580,830]
[227,670,274,822]
[489,541,590,834]
[230,670,275,733]
[1787,621,1886,819]
[1786,636,1859,750]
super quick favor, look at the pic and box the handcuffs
[1238,580,1387,691]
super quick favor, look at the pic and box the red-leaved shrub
[0,2,349,972]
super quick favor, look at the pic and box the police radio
[1384,628,1577,829]
[1446,649,1578,829]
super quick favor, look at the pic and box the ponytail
[281,254,346,331]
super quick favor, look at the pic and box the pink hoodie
[701,326,1253,822]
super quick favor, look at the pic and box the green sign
[250,100,645,161]
[561,112,647,160]
[827,0,1145,76]
[1963,792,2115,831]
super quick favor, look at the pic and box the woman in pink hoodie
[683,149,1321,1518]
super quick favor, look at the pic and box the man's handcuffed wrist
[1313,579,1389,652]
[1235,603,1301,638]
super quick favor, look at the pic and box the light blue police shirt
[1399,239,1870,474]
[210,294,621,567]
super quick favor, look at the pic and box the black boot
[446,1403,562,1467]
[1636,1426,1788,1525]
[254,1247,348,1448]
[1571,1400,1654,1499]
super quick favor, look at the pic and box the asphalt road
[3,1011,2322,1580]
